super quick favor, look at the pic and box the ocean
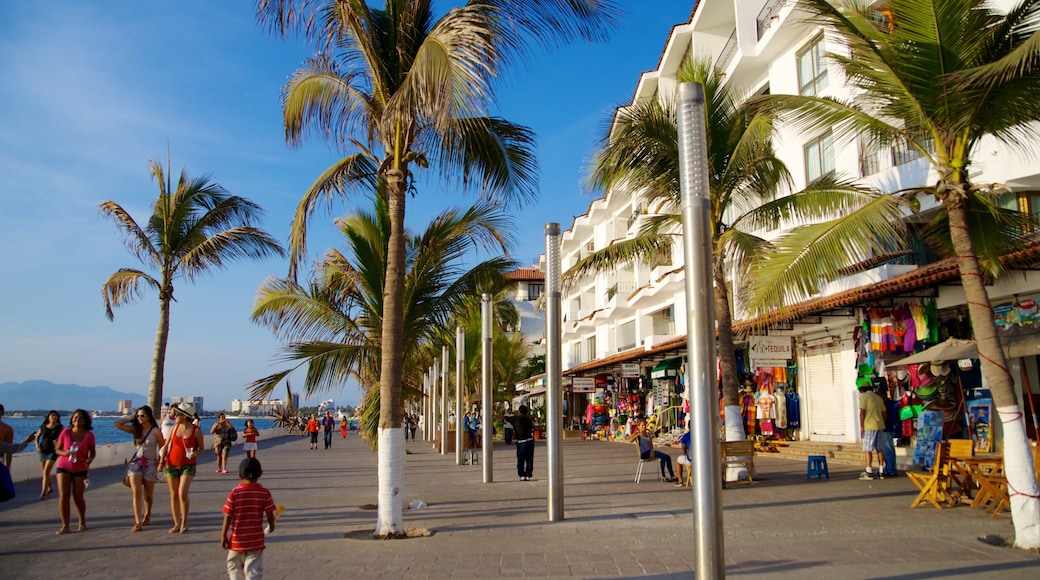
[2,416,278,446]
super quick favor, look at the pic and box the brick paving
[1,432,1038,579]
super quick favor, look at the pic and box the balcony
[757,0,788,41]
[714,29,738,75]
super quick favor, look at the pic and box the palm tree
[249,195,515,445]
[575,59,899,441]
[254,0,618,537]
[100,159,285,412]
[749,0,1040,546]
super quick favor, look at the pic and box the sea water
[1,416,278,446]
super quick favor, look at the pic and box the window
[618,321,637,351]
[859,135,884,176]
[797,36,829,96]
[585,336,597,361]
[527,282,543,302]
[571,341,583,364]
[804,131,835,183]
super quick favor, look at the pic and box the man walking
[321,411,335,450]
[858,379,887,480]
[505,405,535,481]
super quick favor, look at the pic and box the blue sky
[0,1,692,410]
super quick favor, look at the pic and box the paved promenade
[2,432,1039,579]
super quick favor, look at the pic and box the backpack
[228,425,238,443]
[0,463,15,502]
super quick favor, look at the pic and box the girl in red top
[242,419,260,459]
[158,404,204,534]
[54,409,96,534]
[306,414,320,450]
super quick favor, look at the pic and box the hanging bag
[123,444,143,487]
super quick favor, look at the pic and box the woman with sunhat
[158,404,204,533]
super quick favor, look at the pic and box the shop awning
[650,357,682,380]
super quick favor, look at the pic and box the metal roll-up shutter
[802,344,847,441]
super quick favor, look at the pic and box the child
[242,420,260,459]
[221,458,276,579]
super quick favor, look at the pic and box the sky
[0,1,694,410]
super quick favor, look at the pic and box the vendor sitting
[675,425,691,486]
[629,419,676,482]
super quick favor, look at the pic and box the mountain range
[0,380,147,412]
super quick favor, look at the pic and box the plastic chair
[807,455,829,479]
[635,458,647,483]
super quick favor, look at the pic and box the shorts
[677,455,691,466]
[243,442,258,452]
[56,468,88,478]
[214,441,231,456]
[128,458,158,483]
[862,430,881,452]
[164,464,197,478]
[38,451,58,462]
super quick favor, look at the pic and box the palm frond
[101,269,161,320]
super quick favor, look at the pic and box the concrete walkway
[1,432,1038,579]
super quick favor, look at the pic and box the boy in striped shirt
[221,458,276,579]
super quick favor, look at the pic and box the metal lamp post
[481,293,494,482]
[545,222,563,520]
[456,326,465,465]
[677,81,725,578]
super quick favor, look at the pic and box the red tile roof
[506,267,544,281]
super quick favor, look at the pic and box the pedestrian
[0,403,14,468]
[242,419,260,459]
[35,410,62,500]
[211,413,234,474]
[502,407,514,445]
[158,404,204,533]
[321,411,335,449]
[628,418,676,482]
[339,416,348,439]
[115,405,164,531]
[409,414,418,441]
[858,379,887,480]
[221,457,277,580]
[675,424,691,486]
[54,409,96,534]
[505,405,535,481]
[306,414,320,450]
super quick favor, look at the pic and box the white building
[559,0,1040,446]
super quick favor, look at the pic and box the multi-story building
[559,0,1040,449]
[170,396,204,415]
[117,399,133,415]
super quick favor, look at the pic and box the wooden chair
[907,442,953,509]
[721,440,755,485]
[948,439,974,459]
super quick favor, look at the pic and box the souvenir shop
[737,335,802,441]
[581,357,688,438]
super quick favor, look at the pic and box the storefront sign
[572,377,595,393]
[749,335,792,364]
[620,363,641,378]
[993,294,1040,330]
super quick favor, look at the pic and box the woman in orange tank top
[158,405,204,534]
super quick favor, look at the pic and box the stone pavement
[1,432,1039,579]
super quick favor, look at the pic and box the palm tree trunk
[376,169,407,538]
[947,200,1040,549]
[713,256,744,443]
[148,286,172,412]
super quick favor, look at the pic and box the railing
[757,0,788,40]
[715,29,738,74]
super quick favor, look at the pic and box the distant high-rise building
[117,399,133,414]
[170,396,204,415]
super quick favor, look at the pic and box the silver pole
[545,222,564,520]
[456,326,465,466]
[678,81,725,578]
[481,292,494,482]
[441,345,449,455]
[422,372,429,441]
[432,361,440,451]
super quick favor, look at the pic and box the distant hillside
[0,380,148,412]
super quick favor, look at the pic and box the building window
[585,336,597,361]
[618,320,637,351]
[527,282,543,302]
[859,135,884,177]
[797,36,829,96]
[571,341,583,364]
[804,131,835,183]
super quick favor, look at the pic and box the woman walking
[115,406,164,531]
[242,419,260,459]
[35,411,62,500]
[210,413,233,473]
[158,404,204,534]
[339,416,348,439]
[53,409,95,534]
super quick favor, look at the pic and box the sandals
[77,524,88,532]
[131,523,143,532]
[55,527,69,535]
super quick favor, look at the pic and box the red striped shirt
[222,482,276,553]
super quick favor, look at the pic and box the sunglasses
[136,414,147,418]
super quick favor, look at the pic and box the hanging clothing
[785,391,801,429]
[775,391,788,429]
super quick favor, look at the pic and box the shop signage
[993,294,1040,330]
[572,377,595,393]
[749,335,792,364]
[620,363,641,378]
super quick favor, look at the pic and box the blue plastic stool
[807,455,829,480]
